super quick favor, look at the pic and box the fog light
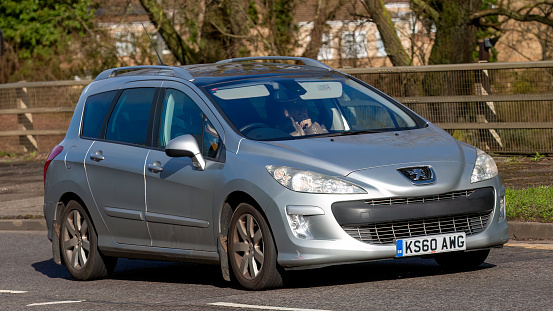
[499,196,506,221]
[287,215,313,239]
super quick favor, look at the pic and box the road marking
[208,302,332,311]
[0,290,28,294]
[27,300,84,307]
[506,242,553,250]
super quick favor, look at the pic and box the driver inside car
[273,91,328,137]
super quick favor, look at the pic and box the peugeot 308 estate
[44,56,509,290]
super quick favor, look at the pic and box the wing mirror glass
[165,134,206,171]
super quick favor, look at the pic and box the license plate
[396,232,466,257]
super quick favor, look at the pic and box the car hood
[253,126,474,177]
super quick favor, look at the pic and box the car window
[159,88,203,147]
[105,88,156,145]
[337,79,418,131]
[81,90,117,139]
[159,88,221,158]
[203,75,419,141]
[202,118,221,158]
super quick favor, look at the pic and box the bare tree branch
[472,7,553,27]
[412,0,440,22]
[210,21,253,39]
[139,0,198,64]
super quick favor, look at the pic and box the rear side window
[81,91,117,138]
[106,88,156,145]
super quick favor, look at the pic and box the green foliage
[0,0,97,81]
[261,0,297,55]
[0,0,95,59]
[506,186,553,222]
[531,152,546,162]
[248,0,260,24]
[505,156,524,164]
[0,151,15,158]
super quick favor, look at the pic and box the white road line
[27,300,84,307]
[208,302,332,311]
[0,290,28,294]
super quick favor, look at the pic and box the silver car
[44,57,509,290]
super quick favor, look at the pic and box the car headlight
[266,165,366,194]
[471,149,498,183]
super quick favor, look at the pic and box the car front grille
[342,211,492,245]
[364,189,476,206]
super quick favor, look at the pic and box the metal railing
[1,61,552,153]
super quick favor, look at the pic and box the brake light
[44,145,64,186]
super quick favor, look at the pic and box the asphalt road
[1,231,552,310]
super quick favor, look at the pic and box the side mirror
[165,134,206,171]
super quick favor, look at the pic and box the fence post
[475,68,503,150]
[15,85,38,152]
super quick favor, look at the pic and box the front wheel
[228,203,286,290]
[433,249,490,270]
[60,200,117,280]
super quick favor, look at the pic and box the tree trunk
[302,0,343,59]
[139,0,197,64]
[302,0,328,59]
[428,0,482,65]
[361,0,412,66]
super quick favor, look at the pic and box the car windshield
[202,75,419,141]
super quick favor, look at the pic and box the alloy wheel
[62,209,90,270]
[232,213,265,280]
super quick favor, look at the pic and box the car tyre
[228,203,286,290]
[60,200,117,280]
[433,249,490,270]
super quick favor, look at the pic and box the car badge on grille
[398,166,436,185]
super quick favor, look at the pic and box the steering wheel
[239,122,270,134]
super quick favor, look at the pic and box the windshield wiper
[316,129,386,138]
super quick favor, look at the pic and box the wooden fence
[1,61,553,153]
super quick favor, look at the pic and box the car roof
[184,62,334,86]
[93,57,337,86]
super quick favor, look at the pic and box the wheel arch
[53,192,100,266]
[218,190,281,282]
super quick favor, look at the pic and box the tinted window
[106,88,156,145]
[159,89,221,158]
[82,91,117,138]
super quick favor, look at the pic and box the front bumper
[275,186,509,269]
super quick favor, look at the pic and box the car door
[144,82,224,251]
[85,83,161,246]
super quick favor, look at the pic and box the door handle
[147,162,164,173]
[90,152,104,162]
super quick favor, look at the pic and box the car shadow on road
[286,257,496,289]
[32,259,73,280]
[110,259,232,288]
[31,256,495,290]
[32,257,232,288]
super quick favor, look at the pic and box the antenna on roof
[142,23,167,66]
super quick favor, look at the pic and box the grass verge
[506,186,553,222]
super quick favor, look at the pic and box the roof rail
[216,56,333,70]
[94,65,194,81]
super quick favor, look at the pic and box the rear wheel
[228,203,285,290]
[60,200,117,280]
[433,249,490,270]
